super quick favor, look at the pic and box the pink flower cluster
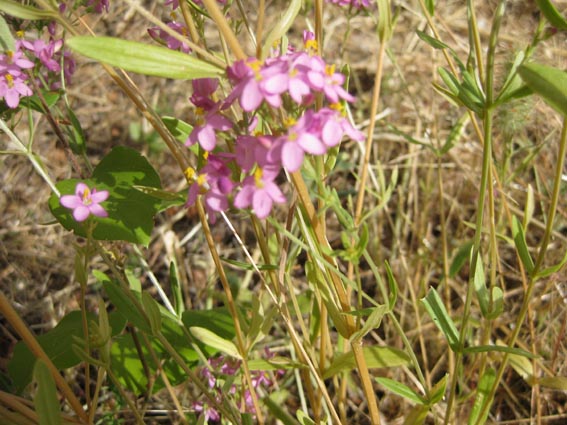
[326,0,372,9]
[193,354,278,422]
[0,48,34,108]
[0,34,75,109]
[184,33,363,220]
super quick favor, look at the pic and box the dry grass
[1,0,566,423]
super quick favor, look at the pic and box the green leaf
[519,62,567,116]
[182,308,236,341]
[384,261,398,310]
[349,305,388,342]
[440,113,469,155]
[189,326,241,359]
[536,0,567,30]
[538,376,567,390]
[161,116,194,143]
[468,368,496,425]
[49,146,162,246]
[462,345,537,358]
[264,395,300,425]
[511,216,534,274]
[377,0,393,42]
[296,410,316,425]
[0,0,56,20]
[19,91,62,113]
[417,30,449,50]
[66,106,86,156]
[247,357,306,371]
[487,286,504,320]
[535,248,567,279]
[425,0,435,15]
[421,288,460,352]
[0,15,15,52]
[100,276,151,333]
[375,377,425,405]
[449,240,473,277]
[323,346,410,379]
[66,36,223,79]
[261,0,301,59]
[427,374,448,405]
[472,252,490,318]
[8,310,125,393]
[221,257,278,271]
[141,292,162,335]
[33,360,62,425]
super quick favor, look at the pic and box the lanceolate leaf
[518,63,567,116]
[323,346,410,379]
[468,368,496,425]
[421,288,460,351]
[0,0,56,20]
[536,0,567,30]
[33,360,62,425]
[375,377,425,405]
[66,36,223,79]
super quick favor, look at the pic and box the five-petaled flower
[60,183,109,222]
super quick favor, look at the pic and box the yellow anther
[330,102,345,113]
[254,167,264,188]
[304,39,318,52]
[284,117,296,128]
[184,167,196,181]
[5,74,14,88]
[82,187,92,205]
[197,173,207,186]
[16,30,25,38]
[325,64,336,76]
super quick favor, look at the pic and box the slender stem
[107,369,145,424]
[0,292,89,423]
[255,0,266,58]
[445,2,506,422]
[201,0,247,60]
[474,116,567,425]
[195,199,264,424]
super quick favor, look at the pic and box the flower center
[325,64,336,77]
[254,167,264,188]
[82,187,92,205]
[5,74,14,88]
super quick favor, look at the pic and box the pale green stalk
[444,2,506,422]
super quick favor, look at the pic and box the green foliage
[535,0,567,30]
[8,311,125,393]
[421,288,460,351]
[261,0,302,59]
[33,360,62,425]
[518,62,567,116]
[67,36,223,79]
[323,346,410,379]
[49,146,162,246]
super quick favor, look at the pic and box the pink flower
[306,56,355,103]
[234,166,286,219]
[0,49,35,77]
[186,107,233,151]
[21,39,63,72]
[190,78,219,110]
[60,183,109,222]
[0,73,32,108]
[148,22,191,53]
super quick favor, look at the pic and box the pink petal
[297,133,326,155]
[73,206,90,222]
[90,190,109,203]
[75,182,89,196]
[88,204,108,218]
[198,125,217,151]
[322,120,343,147]
[281,142,304,172]
[240,81,263,112]
[60,195,82,208]
[233,183,254,209]
[252,190,273,219]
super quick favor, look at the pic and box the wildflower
[186,107,233,151]
[306,56,356,103]
[87,0,110,13]
[234,165,286,219]
[60,182,109,222]
[0,73,32,108]
[0,49,35,77]
[148,21,191,53]
[227,58,283,112]
[190,78,220,111]
[20,38,63,72]
[327,0,372,8]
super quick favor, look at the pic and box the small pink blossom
[148,22,191,53]
[234,166,286,219]
[60,183,109,222]
[0,73,32,108]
